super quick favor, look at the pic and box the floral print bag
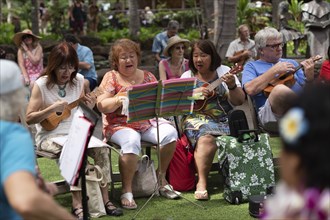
[216,130,275,204]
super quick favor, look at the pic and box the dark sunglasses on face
[175,46,185,50]
[265,43,284,50]
[22,35,32,40]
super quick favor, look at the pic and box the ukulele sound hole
[56,112,62,116]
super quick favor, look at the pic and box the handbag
[132,155,159,198]
[166,133,196,191]
[85,164,107,218]
[217,130,275,204]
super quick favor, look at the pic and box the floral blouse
[99,70,157,139]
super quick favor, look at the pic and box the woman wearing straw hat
[13,29,43,89]
[158,36,190,80]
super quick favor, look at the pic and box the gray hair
[254,27,283,52]
[0,87,27,121]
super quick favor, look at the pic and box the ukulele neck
[207,77,223,91]
[68,98,82,110]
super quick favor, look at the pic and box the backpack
[166,134,196,191]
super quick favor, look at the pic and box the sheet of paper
[59,111,92,185]
[51,135,110,149]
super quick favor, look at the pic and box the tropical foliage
[236,0,273,36]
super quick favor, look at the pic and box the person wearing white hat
[0,59,75,220]
[13,29,44,89]
[159,35,190,80]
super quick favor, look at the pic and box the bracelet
[114,96,120,106]
[228,84,237,90]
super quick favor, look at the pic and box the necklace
[122,76,137,85]
[58,83,67,97]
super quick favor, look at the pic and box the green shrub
[179,29,200,41]
[0,23,15,45]
[139,27,162,42]
[96,28,130,44]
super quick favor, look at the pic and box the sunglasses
[22,35,33,40]
[265,43,284,50]
[174,46,185,50]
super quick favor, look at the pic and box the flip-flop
[194,190,209,200]
[159,184,181,199]
[120,192,137,210]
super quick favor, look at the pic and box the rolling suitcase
[216,130,275,204]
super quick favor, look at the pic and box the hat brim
[163,39,190,57]
[13,32,41,47]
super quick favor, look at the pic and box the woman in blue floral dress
[180,39,245,200]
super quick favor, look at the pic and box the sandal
[104,201,123,216]
[194,190,209,200]
[72,207,84,220]
[120,192,137,210]
[159,184,181,199]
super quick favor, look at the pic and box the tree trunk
[214,0,237,60]
[200,0,213,30]
[272,0,281,29]
[6,0,13,23]
[31,0,39,35]
[0,0,2,24]
[128,0,140,41]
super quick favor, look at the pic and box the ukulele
[40,88,103,131]
[234,45,255,66]
[194,65,243,111]
[263,55,322,97]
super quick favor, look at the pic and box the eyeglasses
[22,35,32,40]
[58,65,75,73]
[119,54,136,61]
[175,46,185,50]
[265,43,284,50]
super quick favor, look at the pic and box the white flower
[280,108,309,144]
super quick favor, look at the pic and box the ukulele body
[263,74,296,97]
[193,83,216,111]
[40,108,72,131]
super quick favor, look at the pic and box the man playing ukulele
[242,27,316,134]
[226,24,257,66]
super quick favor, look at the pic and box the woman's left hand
[222,73,236,89]
[83,93,96,108]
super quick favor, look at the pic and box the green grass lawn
[38,137,281,220]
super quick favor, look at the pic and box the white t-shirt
[180,65,242,91]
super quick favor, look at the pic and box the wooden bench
[35,148,70,194]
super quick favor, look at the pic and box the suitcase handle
[237,129,259,143]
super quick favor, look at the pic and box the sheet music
[51,135,110,149]
[160,78,196,117]
[127,78,196,122]
[59,110,92,185]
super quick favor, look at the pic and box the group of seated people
[1,24,329,220]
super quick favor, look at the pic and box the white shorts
[258,99,280,133]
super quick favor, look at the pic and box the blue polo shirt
[242,58,306,110]
[0,121,36,220]
[77,43,97,81]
